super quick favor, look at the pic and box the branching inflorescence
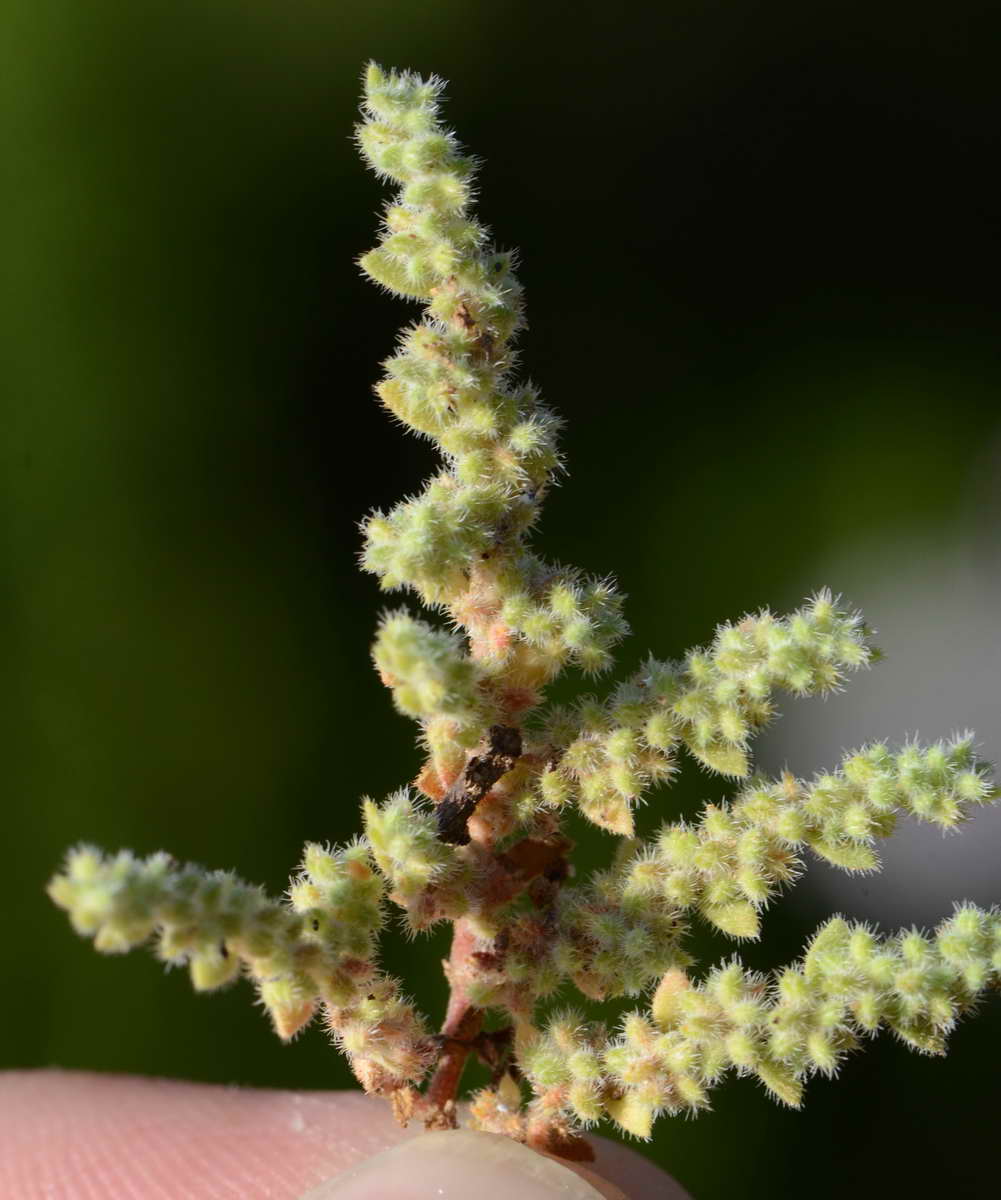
[50,64,1001,1158]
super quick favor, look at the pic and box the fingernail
[301,1129,609,1199]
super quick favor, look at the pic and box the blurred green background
[3,1,1000,1196]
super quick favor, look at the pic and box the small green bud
[726,1030,760,1068]
[756,1059,803,1108]
[189,947,240,992]
[704,901,760,940]
[605,1092,655,1139]
[538,766,572,807]
[567,1081,604,1124]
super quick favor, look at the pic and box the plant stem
[423,918,483,1128]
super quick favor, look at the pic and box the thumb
[304,1129,628,1199]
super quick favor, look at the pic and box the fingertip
[304,1129,622,1199]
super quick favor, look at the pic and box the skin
[0,1071,690,1199]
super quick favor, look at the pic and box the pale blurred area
[761,442,1001,928]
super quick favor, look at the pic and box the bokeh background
[3,2,1000,1196]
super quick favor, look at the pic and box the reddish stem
[441,919,478,1033]
[423,918,483,1127]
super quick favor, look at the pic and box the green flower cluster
[497,562,630,677]
[363,789,469,930]
[356,64,627,713]
[522,905,1001,1138]
[49,842,431,1090]
[494,736,993,1015]
[538,591,872,835]
[616,734,994,939]
[358,68,549,595]
[373,609,490,731]
[544,876,689,1000]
